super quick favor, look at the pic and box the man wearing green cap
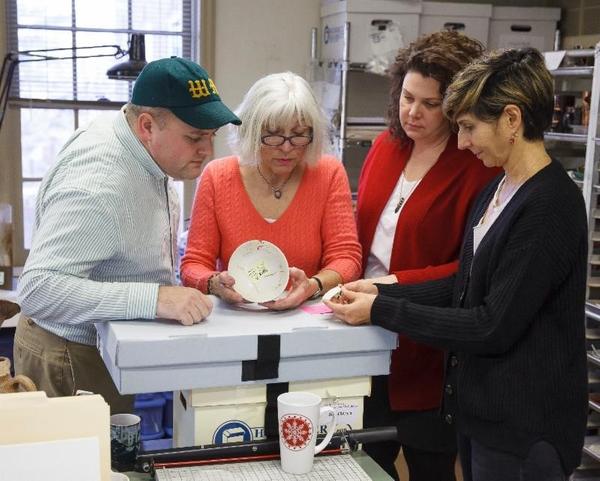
[14,57,241,413]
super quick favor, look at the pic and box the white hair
[228,72,327,166]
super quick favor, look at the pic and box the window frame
[3,0,202,266]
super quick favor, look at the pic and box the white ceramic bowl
[228,240,289,303]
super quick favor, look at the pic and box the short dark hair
[443,48,554,141]
[387,31,484,141]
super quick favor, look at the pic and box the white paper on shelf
[543,50,566,71]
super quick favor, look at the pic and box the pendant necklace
[257,164,296,199]
[394,172,420,214]
[394,135,449,214]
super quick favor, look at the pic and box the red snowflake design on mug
[280,414,313,450]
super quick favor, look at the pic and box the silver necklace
[493,176,522,208]
[256,164,296,199]
[480,176,521,224]
[394,172,420,213]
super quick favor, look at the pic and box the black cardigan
[372,160,588,474]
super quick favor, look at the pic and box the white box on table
[320,0,422,63]
[173,377,371,448]
[96,298,397,395]
[420,2,492,47]
[488,6,560,52]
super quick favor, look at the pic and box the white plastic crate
[420,2,492,47]
[320,0,422,63]
[488,6,560,52]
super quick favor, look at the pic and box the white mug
[277,391,337,475]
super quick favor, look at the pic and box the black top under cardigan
[372,160,588,474]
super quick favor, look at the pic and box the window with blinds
[4,0,198,250]
[6,0,195,103]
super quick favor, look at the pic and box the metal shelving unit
[585,301,600,477]
[546,45,600,310]
[310,21,390,193]
[546,46,600,218]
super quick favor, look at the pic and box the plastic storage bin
[134,393,165,441]
[0,328,15,366]
[141,437,172,452]
[162,391,173,437]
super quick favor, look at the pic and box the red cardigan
[357,130,499,411]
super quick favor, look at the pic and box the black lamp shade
[106,33,147,80]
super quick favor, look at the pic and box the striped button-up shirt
[18,108,179,345]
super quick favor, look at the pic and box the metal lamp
[0,33,148,129]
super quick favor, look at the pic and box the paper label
[300,303,333,315]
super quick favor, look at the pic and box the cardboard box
[488,6,560,52]
[174,384,267,447]
[320,0,422,62]
[420,2,492,47]
[290,377,371,432]
[97,298,397,394]
[0,392,111,481]
[174,377,371,448]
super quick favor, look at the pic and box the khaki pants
[13,315,133,414]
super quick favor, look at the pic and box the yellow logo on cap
[188,78,219,98]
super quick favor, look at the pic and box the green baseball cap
[131,57,241,129]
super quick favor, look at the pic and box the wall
[558,0,600,48]
[0,4,23,265]
[211,0,320,158]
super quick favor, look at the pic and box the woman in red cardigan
[354,32,498,481]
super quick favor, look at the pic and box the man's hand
[156,286,213,325]
[323,287,375,325]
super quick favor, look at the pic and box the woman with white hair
[181,72,361,309]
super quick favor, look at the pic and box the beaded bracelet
[206,273,219,295]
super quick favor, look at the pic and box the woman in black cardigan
[325,48,588,481]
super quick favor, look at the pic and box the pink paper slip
[300,303,333,315]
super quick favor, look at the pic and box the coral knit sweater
[357,131,499,411]
[181,155,362,293]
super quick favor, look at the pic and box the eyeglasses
[260,134,313,147]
